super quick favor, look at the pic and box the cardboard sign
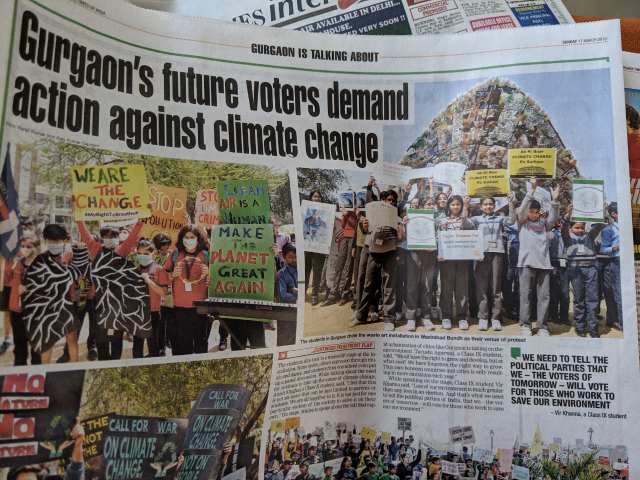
[472,447,494,463]
[508,148,556,178]
[0,371,84,468]
[141,184,189,242]
[195,189,221,227]
[406,208,436,250]
[512,465,530,480]
[438,230,484,260]
[466,169,509,197]
[572,179,605,222]
[181,385,249,480]
[96,415,187,480]
[71,164,151,221]
[301,200,335,255]
[284,417,300,431]
[209,224,276,301]
[270,420,285,433]
[360,426,377,442]
[397,417,412,431]
[449,425,475,444]
[217,180,271,224]
[498,448,514,472]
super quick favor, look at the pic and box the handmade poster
[91,250,151,338]
[80,414,111,459]
[512,465,530,480]
[355,190,368,209]
[141,184,189,242]
[71,164,151,222]
[406,208,436,250]
[367,201,398,231]
[94,415,187,480]
[472,448,494,464]
[433,162,467,185]
[572,179,605,222]
[438,230,484,260]
[508,148,556,178]
[195,188,221,227]
[498,449,514,472]
[284,417,301,431]
[338,191,356,209]
[270,420,285,433]
[0,371,84,468]
[209,224,276,301]
[181,385,249,480]
[217,179,271,224]
[465,169,509,197]
[301,200,335,255]
[440,460,459,476]
[449,425,475,444]
[360,426,377,442]
[21,253,76,353]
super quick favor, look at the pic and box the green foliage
[296,168,347,204]
[27,139,293,222]
[79,355,272,442]
[541,458,560,479]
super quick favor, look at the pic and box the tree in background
[296,168,347,204]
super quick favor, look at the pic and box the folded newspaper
[0,1,636,479]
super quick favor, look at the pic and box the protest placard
[71,164,151,221]
[360,426,377,442]
[80,414,111,459]
[209,224,276,301]
[572,179,605,222]
[406,208,436,250]
[472,447,494,463]
[441,460,460,476]
[466,169,509,197]
[449,425,475,444]
[301,200,335,255]
[512,465,530,480]
[140,184,188,242]
[438,230,484,260]
[397,417,412,431]
[217,179,271,224]
[181,385,249,480]
[508,148,556,178]
[498,448,514,472]
[339,191,356,209]
[284,417,301,431]
[0,371,84,468]
[195,188,221,227]
[270,420,285,433]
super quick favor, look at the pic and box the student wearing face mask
[163,225,210,355]
[132,239,169,357]
[75,219,144,360]
[7,235,41,366]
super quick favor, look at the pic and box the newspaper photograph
[0,1,637,479]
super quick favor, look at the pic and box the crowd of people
[305,176,622,338]
[0,201,298,365]
[264,429,627,480]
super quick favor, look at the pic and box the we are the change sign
[209,224,276,301]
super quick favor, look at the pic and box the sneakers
[406,320,416,332]
[442,318,452,330]
[350,317,364,327]
[384,321,395,331]
[87,348,98,361]
[520,325,532,336]
[458,319,469,331]
[422,318,435,330]
[478,319,489,331]
[491,320,502,331]
[537,328,550,337]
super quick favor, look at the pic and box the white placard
[438,230,484,260]
[406,209,436,250]
[301,200,335,255]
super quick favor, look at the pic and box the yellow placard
[360,426,377,442]
[465,169,509,197]
[140,185,189,242]
[270,419,285,433]
[284,417,301,431]
[71,164,151,222]
[381,432,391,444]
[508,148,556,178]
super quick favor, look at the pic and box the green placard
[209,224,275,301]
[217,179,271,224]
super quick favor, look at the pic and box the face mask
[103,238,119,249]
[137,254,153,267]
[47,243,65,256]
[183,238,198,251]
[19,247,32,257]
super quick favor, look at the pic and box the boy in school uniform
[599,202,622,331]
[548,219,569,325]
[516,183,560,336]
[561,211,605,337]
[277,243,298,304]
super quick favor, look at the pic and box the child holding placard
[516,184,560,336]
[437,195,476,331]
[600,203,622,331]
[469,194,516,332]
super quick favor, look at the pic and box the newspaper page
[134,0,573,34]
[0,1,637,480]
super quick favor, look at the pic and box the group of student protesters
[265,431,628,480]
[305,177,622,338]
[0,210,298,366]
